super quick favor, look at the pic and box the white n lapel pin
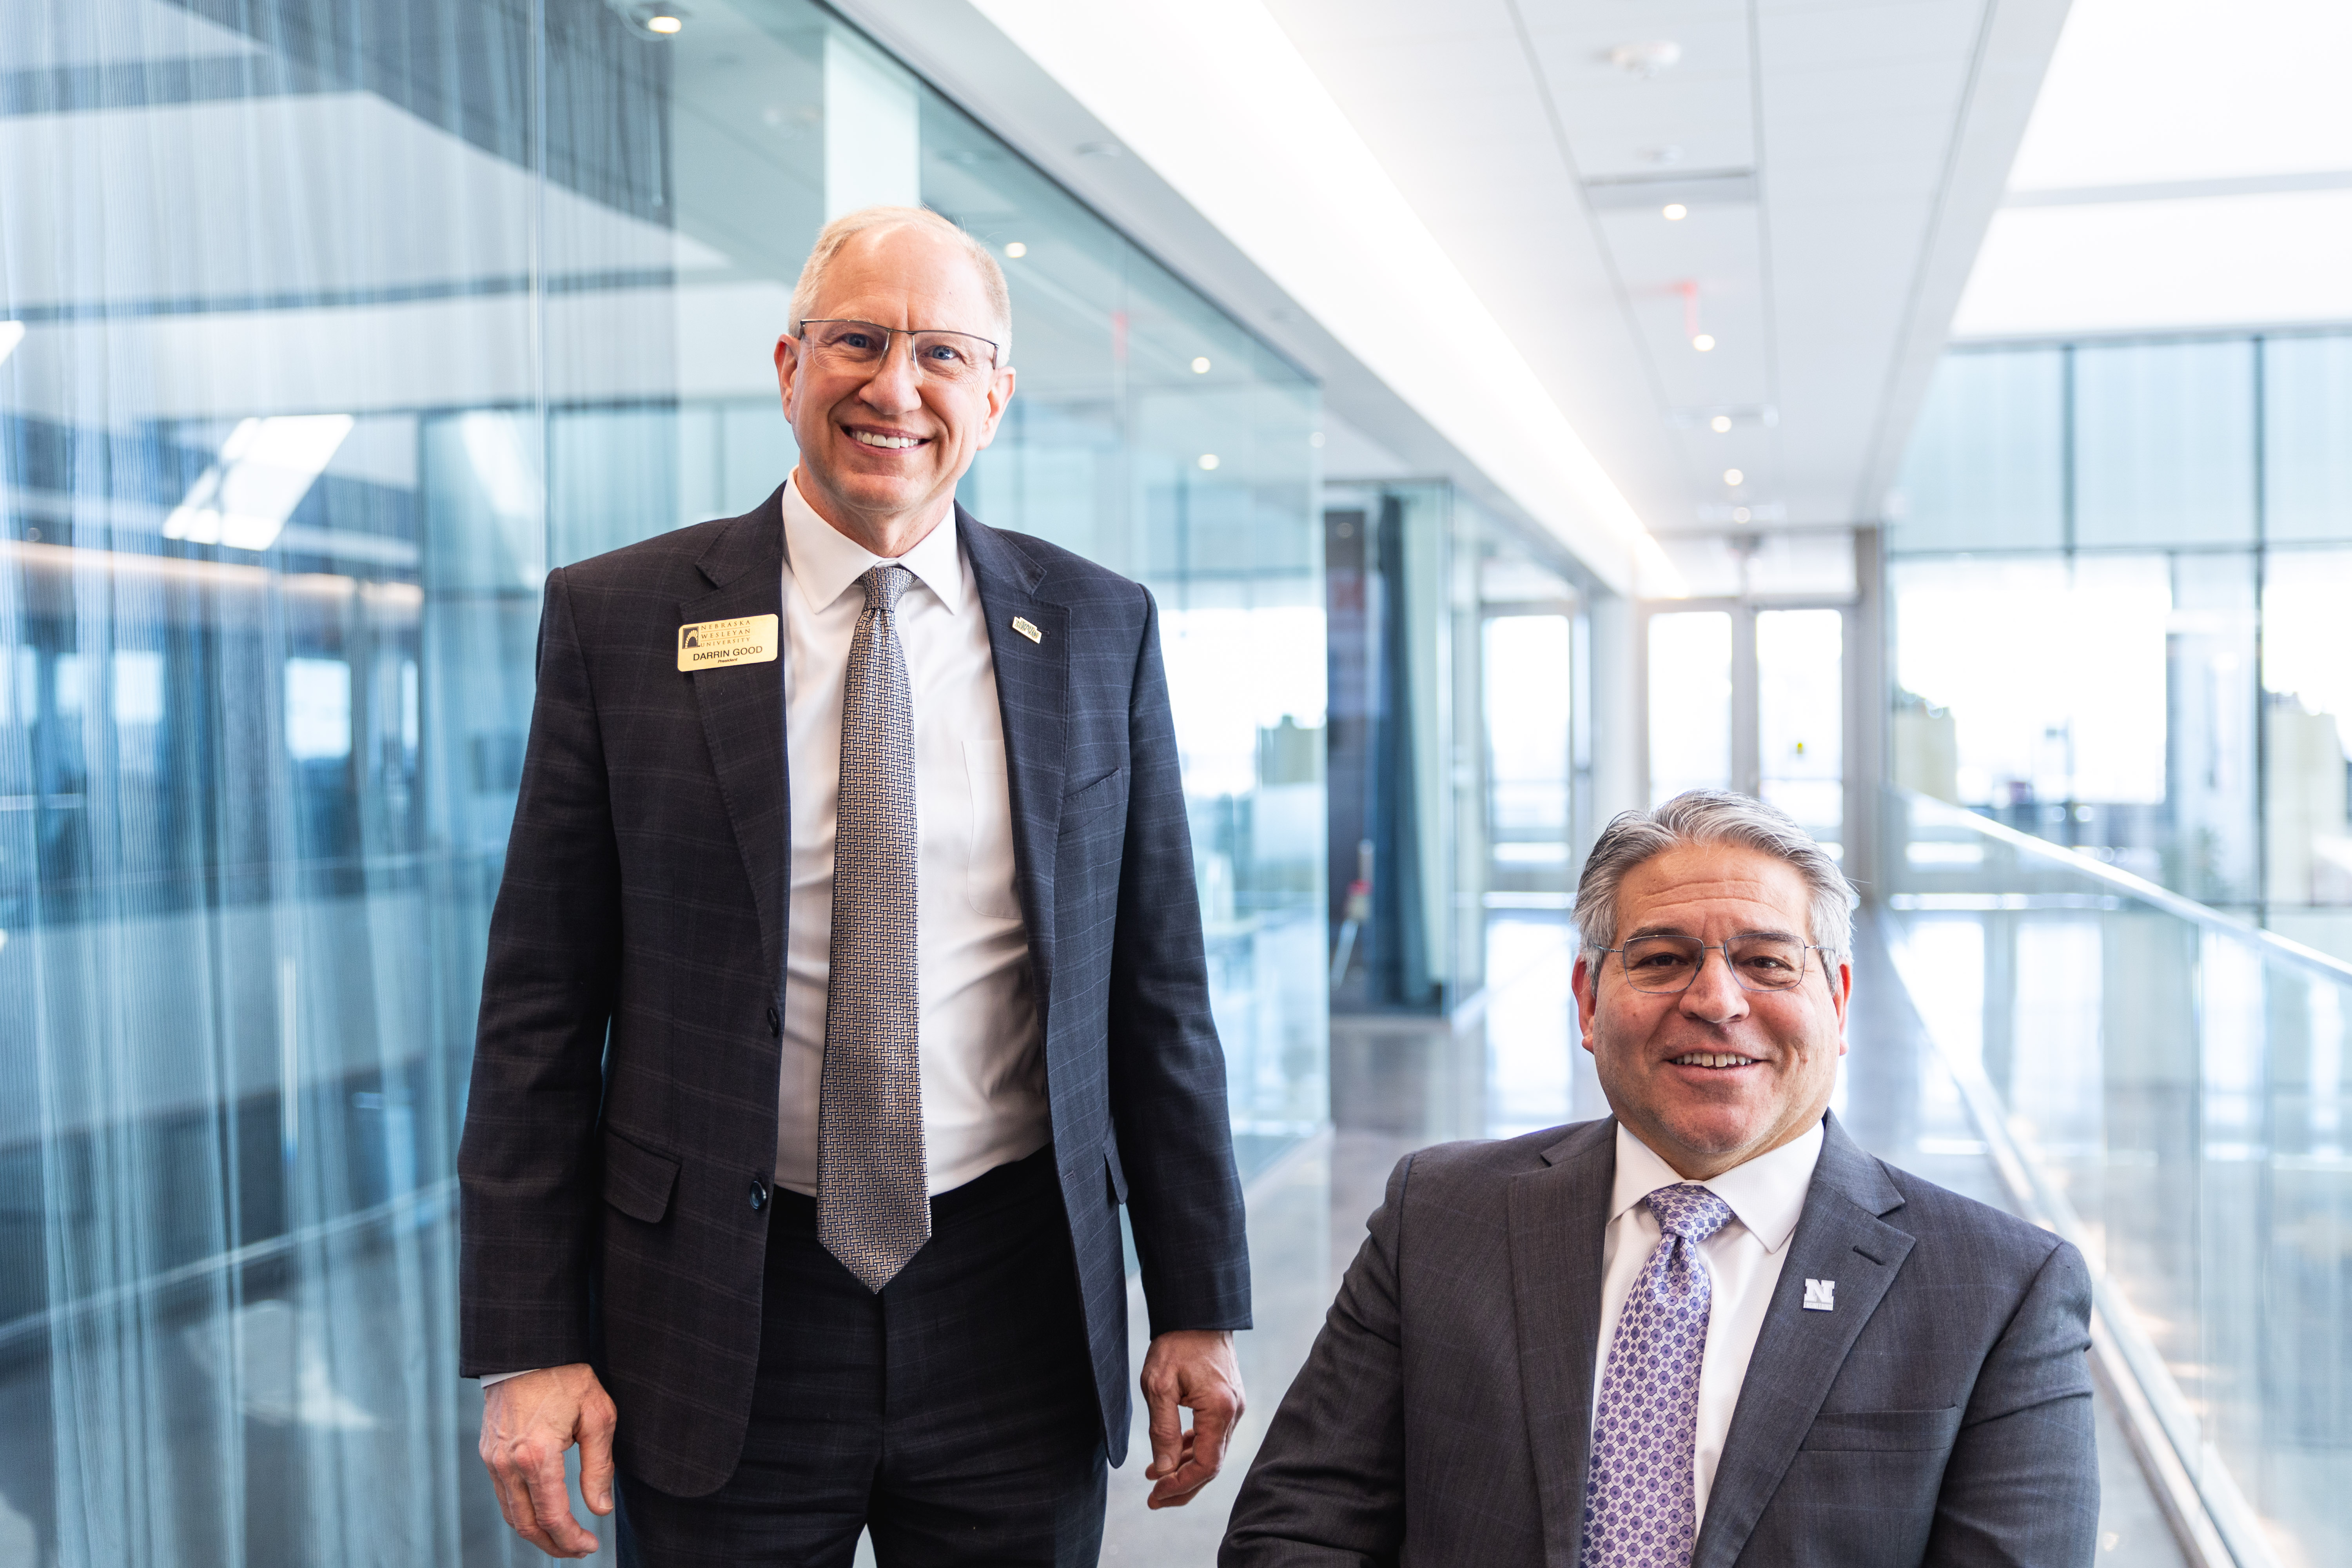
[1011,615,1043,644]
[1803,1278,1836,1312]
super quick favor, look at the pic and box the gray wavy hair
[788,205,1013,365]
[1574,790,1858,960]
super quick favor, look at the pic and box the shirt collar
[1608,1116,1825,1254]
[780,473,965,617]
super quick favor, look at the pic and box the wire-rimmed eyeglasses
[796,318,1002,385]
[1593,933,1831,994]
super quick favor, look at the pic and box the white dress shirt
[773,475,1048,1196]
[1592,1117,1826,1525]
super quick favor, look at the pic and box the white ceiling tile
[1265,0,2051,542]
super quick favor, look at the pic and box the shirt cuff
[480,1369,541,1388]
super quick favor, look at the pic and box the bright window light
[165,415,354,552]
[0,321,23,364]
[112,652,165,726]
[53,654,85,717]
[285,658,353,762]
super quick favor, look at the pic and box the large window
[0,2,1321,1561]
[1890,332,2352,944]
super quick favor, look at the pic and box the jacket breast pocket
[1061,766,1129,825]
[1798,1405,1964,1452]
[602,1126,680,1225]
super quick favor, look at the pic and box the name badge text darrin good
[677,614,780,672]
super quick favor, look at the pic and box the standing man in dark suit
[1223,791,2098,1567]
[459,205,1250,1566]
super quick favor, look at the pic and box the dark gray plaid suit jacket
[457,486,1250,1497]
[1221,1113,2097,1567]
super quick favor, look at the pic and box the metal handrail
[1894,788,2352,988]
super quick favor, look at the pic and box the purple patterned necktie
[1581,1183,1737,1568]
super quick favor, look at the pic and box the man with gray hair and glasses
[1224,790,2098,1567]
[460,205,1249,1564]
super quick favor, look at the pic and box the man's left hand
[1140,1329,1245,1509]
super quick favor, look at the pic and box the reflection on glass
[1892,553,2258,906]
[0,0,1321,1558]
[1755,608,1842,855]
[1887,793,2352,1568]
[2262,547,2352,957]
[1648,610,1731,805]
[1892,328,2352,929]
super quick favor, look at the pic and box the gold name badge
[677,614,779,672]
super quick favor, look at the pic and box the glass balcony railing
[1883,788,2350,1568]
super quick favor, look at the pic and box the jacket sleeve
[1924,1238,2100,1567]
[1107,584,1252,1336]
[456,568,623,1376]
[1220,1153,1413,1567]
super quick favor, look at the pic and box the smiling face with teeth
[773,223,1014,557]
[1572,842,1851,1180]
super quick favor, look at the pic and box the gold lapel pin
[1012,615,1043,644]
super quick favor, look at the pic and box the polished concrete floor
[1093,910,2190,1565]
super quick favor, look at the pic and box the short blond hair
[788,205,1012,364]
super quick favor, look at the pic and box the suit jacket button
[766,1005,781,1037]
[748,1177,769,1211]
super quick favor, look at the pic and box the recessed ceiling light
[1004,241,1027,258]
[1309,431,1325,448]
[1608,40,1682,78]
[1191,356,1212,374]
[1662,203,1688,221]
[1710,414,1732,433]
[1733,506,1752,523]
[1198,454,1220,471]
[1723,468,1744,486]
[646,12,682,33]
[1692,334,1716,352]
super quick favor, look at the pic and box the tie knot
[1646,1183,1735,1243]
[858,563,913,613]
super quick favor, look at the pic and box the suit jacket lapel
[958,506,1069,1019]
[1510,1118,1618,1568]
[683,489,789,989]
[1693,1114,1917,1568]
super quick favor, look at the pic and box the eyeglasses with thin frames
[1591,932,1832,995]
[795,318,1003,386]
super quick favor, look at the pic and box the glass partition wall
[1886,789,2351,1568]
[0,2,1323,1561]
[1889,331,2352,957]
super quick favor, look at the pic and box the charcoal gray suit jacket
[1222,1113,2096,1567]
[457,487,1250,1497]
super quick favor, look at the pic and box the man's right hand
[479,1363,617,1558]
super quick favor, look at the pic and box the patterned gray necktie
[1581,1184,1737,1568]
[817,563,929,1292]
